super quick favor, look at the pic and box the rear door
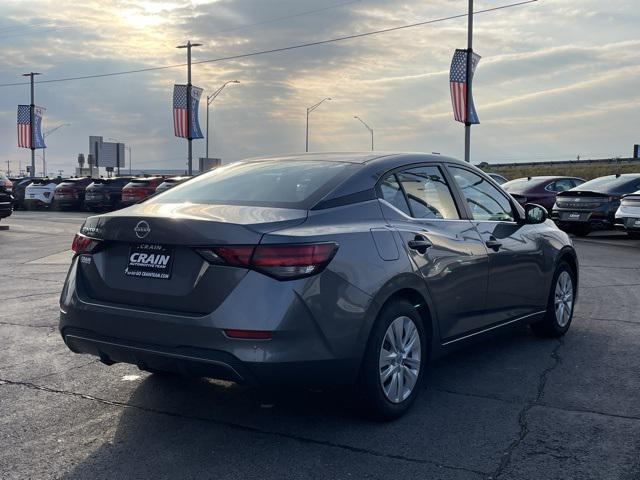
[446,165,547,325]
[377,164,490,341]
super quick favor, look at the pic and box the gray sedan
[59,152,578,419]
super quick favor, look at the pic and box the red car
[121,177,164,206]
[502,176,584,212]
[52,177,94,211]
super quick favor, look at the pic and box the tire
[359,299,427,420]
[531,261,575,338]
[627,231,640,240]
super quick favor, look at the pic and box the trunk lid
[78,202,307,314]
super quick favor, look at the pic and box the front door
[378,165,490,341]
[447,165,548,325]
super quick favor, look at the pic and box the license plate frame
[125,243,174,280]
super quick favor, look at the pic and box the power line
[0,0,537,88]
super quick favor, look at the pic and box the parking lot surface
[1,211,639,480]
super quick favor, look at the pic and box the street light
[306,97,331,152]
[107,137,132,176]
[206,80,240,159]
[41,123,70,176]
[353,116,374,151]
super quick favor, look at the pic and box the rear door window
[449,166,515,222]
[379,175,411,216]
[551,179,574,192]
[396,166,460,219]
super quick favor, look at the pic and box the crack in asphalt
[435,387,640,422]
[581,283,640,289]
[0,378,486,477]
[0,320,56,329]
[580,265,640,270]
[488,338,564,480]
[574,316,639,327]
[27,359,101,382]
[2,291,60,301]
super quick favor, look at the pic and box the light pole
[176,40,202,175]
[306,97,331,152]
[353,116,374,151]
[42,123,70,176]
[107,138,132,175]
[206,80,240,159]
[464,0,473,163]
[22,72,42,177]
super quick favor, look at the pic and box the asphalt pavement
[1,211,639,480]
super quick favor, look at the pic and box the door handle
[408,236,432,254]
[485,239,502,251]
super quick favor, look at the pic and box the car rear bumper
[59,259,368,386]
[53,198,82,209]
[61,326,357,385]
[551,209,614,230]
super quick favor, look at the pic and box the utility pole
[206,80,240,159]
[464,0,473,163]
[354,116,374,151]
[22,72,42,176]
[306,97,331,152]
[177,41,202,175]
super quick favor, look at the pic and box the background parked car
[24,178,65,210]
[487,173,508,185]
[615,190,640,239]
[52,177,94,211]
[8,177,38,210]
[155,176,191,194]
[502,176,584,211]
[0,173,14,222]
[84,177,133,212]
[552,173,640,236]
[120,177,164,206]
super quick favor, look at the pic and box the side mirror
[524,203,548,224]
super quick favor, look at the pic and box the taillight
[196,243,338,280]
[71,233,102,255]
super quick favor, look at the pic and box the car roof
[242,151,459,166]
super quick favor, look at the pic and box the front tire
[531,261,575,338]
[359,299,427,420]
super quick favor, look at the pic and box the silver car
[615,190,640,239]
[60,153,578,419]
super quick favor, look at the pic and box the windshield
[151,160,353,209]
[502,178,548,192]
[574,175,640,193]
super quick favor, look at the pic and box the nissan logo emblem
[134,220,151,239]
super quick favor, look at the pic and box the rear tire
[531,261,575,338]
[359,299,427,420]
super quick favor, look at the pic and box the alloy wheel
[378,316,421,403]
[554,270,574,327]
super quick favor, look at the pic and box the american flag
[449,49,481,124]
[173,85,189,138]
[17,105,32,148]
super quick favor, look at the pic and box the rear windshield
[574,175,640,194]
[502,178,549,191]
[150,160,354,209]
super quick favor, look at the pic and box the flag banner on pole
[17,105,46,148]
[17,105,31,148]
[449,49,481,124]
[189,86,204,139]
[32,106,46,149]
[173,84,204,139]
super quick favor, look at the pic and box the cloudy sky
[0,0,638,176]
